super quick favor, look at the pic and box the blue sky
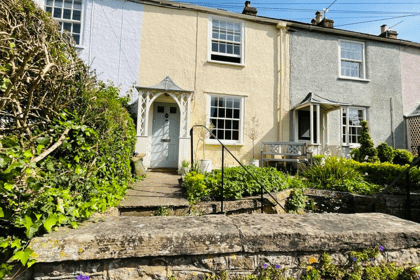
[182,0,420,43]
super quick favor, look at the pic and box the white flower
[321,158,326,166]
[364,155,369,160]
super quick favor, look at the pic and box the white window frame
[206,94,245,145]
[45,0,84,46]
[208,16,245,66]
[338,39,366,80]
[341,106,367,148]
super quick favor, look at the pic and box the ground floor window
[342,106,366,145]
[208,95,244,144]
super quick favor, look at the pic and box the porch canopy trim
[293,92,349,112]
[136,76,193,92]
[407,104,420,118]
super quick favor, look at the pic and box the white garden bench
[261,142,310,167]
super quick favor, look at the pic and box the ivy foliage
[0,0,136,278]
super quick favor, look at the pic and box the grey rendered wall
[289,30,406,149]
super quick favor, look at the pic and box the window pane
[73,10,81,20]
[63,9,71,19]
[226,108,232,118]
[53,7,62,18]
[212,32,218,39]
[227,32,233,41]
[218,130,224,139]
[233,109,240,119]
[46,6,52,14]
[72,34,80,44]
[225,130,232,140]
[220,21,226,29]
[218,98,225,107]
[211,97,217,106]
[210,108,217,118]
[219,43,226,53]
[233,131,239,140]
[234,23,241,31]
[213,20,220,28]
[63,22,71,32]
[226,98,233,108]
[73,23,80,34]
[233,120,239,130]
[234,99,240,108]
[64,0,72,8]
[227,44,233,54]
[73,0,82,10]
[47,0,54,5]
[218,108,225,118]
[234,45,240,55]
[212,42,218,52]
[226,120,232,129]
[55,0,63,7]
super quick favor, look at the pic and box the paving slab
[118,172,189,208]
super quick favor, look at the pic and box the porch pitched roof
[293,92,349,111]
[407,104,420,118]
[136,76,193,93]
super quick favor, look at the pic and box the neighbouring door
[150,102,180,168]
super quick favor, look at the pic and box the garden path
[118,171,189,209]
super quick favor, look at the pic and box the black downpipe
[221,147,224,213]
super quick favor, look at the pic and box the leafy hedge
[0,0,136,278]
[310,156,420,194]
[184,166,304,203]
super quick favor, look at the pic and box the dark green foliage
[183,166,302,203]
[302,157,382,195]
[392,149,413,165]
[0,0,136,277]
[287,189,309,214]
[351,121,378,163]
[376,142,394,163]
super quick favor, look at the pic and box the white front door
[150,102,180,168]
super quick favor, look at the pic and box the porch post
[144,91,151,137]
[322,111,326,150]
[325,112,329,145]
[310,104,314,145]
[316,104,320,145]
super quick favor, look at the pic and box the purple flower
[275,265,280,270]
[263,263,268,269]
[379,246,384,251]
[352,257,357,261]
[76,275,90,280]
[370,258,375,261]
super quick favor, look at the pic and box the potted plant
[195,116,214,173]
[245,115,261,167]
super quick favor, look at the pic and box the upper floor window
[208,95,244,144]
[342,106,366,146]
[209,17,244,65]
[45,0,82,45]
[339,40,365,79]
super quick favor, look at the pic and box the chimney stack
[379,24,398,39]
[242,1,257,16]
[312,11,334,28]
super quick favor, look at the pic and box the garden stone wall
[24,213,420,280]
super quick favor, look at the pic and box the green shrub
[392,149,413,165]
[352,121,378,163]
[376,142,394,163]
[0,0,136,277]
[183,166,300,203]
[287,189,308,214]
[302,156,381,195]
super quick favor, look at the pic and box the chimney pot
[315,11,323,24]
[311,19,317,25]
[381,24,388,34]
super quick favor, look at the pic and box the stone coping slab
[29,213,420,263]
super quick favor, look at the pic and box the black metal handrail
[190,125,286,213]
[368,146,420,220]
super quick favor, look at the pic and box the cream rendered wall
[401,46,420,116]
[139,5,287,168]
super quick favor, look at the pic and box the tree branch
[30,128,70,164]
